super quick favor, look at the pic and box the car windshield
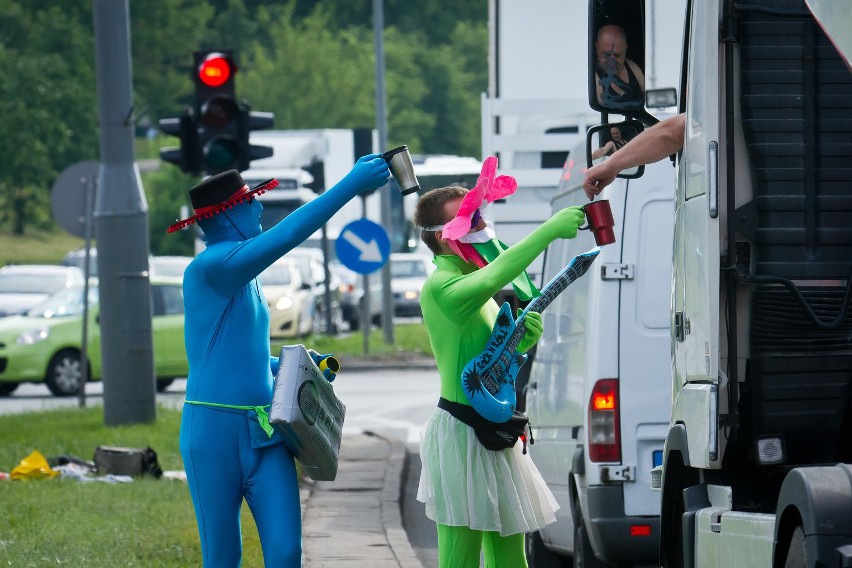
[392,260,427,278]
[27,286,99,319]
[0,273,68,294]
[260,264,292,286]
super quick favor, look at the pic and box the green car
[0,277,187,397]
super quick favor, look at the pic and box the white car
[0,265,85,318]
[259,258,314,339]
[389,253,434,318]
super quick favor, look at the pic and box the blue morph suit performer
[169,156,389,567]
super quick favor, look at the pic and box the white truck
[589,1,852,566]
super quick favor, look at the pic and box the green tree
[0,1,98,234]
[130,0,215,126]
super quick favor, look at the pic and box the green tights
[437,523,527,568]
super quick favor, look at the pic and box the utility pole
[373,0,395,345]
[92,0,156,425]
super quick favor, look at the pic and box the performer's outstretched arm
[204,154,389,298]
[429,206,585,322]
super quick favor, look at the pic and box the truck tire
[783,525,806,568]
[573,524,607,568]
[0,382,19,396]
[526,530,568,568]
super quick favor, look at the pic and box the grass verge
[0,406,264,566]
[0,325,430,565]
[272,322,433,360]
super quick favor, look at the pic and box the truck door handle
[709,141,718,218]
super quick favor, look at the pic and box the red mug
[580,200,616,246]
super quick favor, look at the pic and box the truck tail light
[588,378,621,462]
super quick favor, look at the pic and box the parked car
[389,252,433,317]
[285,247,344,334]
[259,258,314,339]
[0,264,86,318]
[333,253,433,329]
[150,255,193,278]
[0,277,187,397]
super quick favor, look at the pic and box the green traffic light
[203,137,242,172]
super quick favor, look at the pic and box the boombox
[269,345,346,481]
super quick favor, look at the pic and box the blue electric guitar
[462,247,601,423]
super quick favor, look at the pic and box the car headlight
[275,296,294,310]
[17,327,50,346]
[403,290,419,300]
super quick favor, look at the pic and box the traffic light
[194,50,242,174]
[303,160,326,193]
[158,112,200,174]
[193,50,275,174]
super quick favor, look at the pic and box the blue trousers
[180,404,301,567]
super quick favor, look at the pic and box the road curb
[368,431,425,568]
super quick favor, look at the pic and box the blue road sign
[335,218,391,275]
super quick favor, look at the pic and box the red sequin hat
[167,169,278,233]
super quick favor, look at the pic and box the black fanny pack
[438,398,534,453]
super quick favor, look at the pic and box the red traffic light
[197,53,235,88]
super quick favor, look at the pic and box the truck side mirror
[586,121,645,179]
[588,0,647,114]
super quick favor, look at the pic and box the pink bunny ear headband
[418,156,518,268]
[419,156,517,236]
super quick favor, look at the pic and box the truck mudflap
[584,485,660,565]
[775,464,852,567]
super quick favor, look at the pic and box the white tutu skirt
[417,407,559,536]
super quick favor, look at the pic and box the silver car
[0,265,85,318]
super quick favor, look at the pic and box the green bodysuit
[419,209,582,568]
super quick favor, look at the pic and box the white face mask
[457,220,496,244]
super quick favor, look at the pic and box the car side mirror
[586,120,645,179]
[588,0,647,114]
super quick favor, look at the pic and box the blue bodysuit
[179,155,389,567]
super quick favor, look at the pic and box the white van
[524,136,675,566]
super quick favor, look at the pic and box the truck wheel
[526,531,568,568]
[783,525,806,568]
[156,378,174,392]
[573,523,606,568]
[46,350,85,397]
[0,382,19,396]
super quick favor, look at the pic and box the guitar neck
[517,248,600,322]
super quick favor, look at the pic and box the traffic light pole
[92,0,156,425]
[373,0,394,345]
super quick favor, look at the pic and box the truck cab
[589,0,852,566]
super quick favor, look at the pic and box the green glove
[517,309,543,353]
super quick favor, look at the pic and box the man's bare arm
[583,113,685,199]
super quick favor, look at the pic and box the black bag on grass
[93,446,163,478]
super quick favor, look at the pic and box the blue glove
[339,153,390,196]
[517,310,543,353]
[307,349,341,382]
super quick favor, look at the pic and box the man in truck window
[413,164,586,567]
[595,24,646,108]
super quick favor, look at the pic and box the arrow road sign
[335,219,390,275]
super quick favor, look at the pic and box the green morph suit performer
[414,185,586,568]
